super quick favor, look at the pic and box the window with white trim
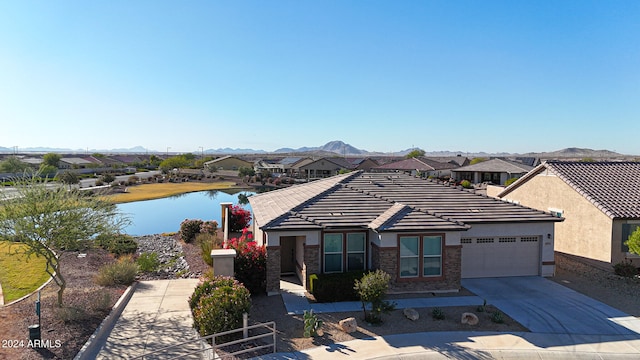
[399,235,443,278]
[323,234,343,273]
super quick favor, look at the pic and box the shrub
[200,220,218,235]
[491,310,504,323]
[312,271,366,302]
[476,299,487,313]
[354,270,395,324]
[432,307,445,320]
[95,255,138,286]
[96,233,138,256]
[137,252,160,272]
[613,260,638,278]
[180,219,203,243]
[189,276,251,339]
[228,205,252,232]
[504,177,518,187]
[226,229,266,294]
[460,180,472,189]
[196,233,223,267]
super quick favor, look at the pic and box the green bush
[189,276,251,339]
[303,310,323,337]
[137,252,160,272]
[504,177,518,187]
[491,310,504,323]
[312,271,366,302]
[460,180,472,189]
[95,255,138,286]
[613,260,638,278]
[196,233,223,267]
[354,270,395,324]
[180,219,203,243]
[96,233,138,256]
[432,307,445,320]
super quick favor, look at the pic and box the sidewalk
[76,279,201,360]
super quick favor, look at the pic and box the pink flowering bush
[225,228,266,294]
[228,205,252,232]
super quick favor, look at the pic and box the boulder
[339,317,358,333]
[403,308,420,321]
[461,312,479,325]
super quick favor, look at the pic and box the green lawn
[0,241,50,303]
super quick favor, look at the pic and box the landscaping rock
[403,308,419,321]
[339,317,358,333]
[461,312,479,325]
[134,234,196,280]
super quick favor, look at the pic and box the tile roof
[250,171,559,232]
[501,161,640,219]
[375,157,456,171]
[451,158,533,173]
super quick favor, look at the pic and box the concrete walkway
[77,279,201,360]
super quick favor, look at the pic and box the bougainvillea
[228,205,252,232]
[225,228,266,294]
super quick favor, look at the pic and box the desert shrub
[96,233,138,256]
[190,276,251,339]
[127,175,139,185]
[137,252,160,272]
[180,219,203,243]
[226,229,266,294]
[312,271,366,302]
[303,310,323,337]
[613,260,638,278]
[432,307,445,320]
[200,220,218,235]
[95,180,104,186]
[95,255,138,286]
[354,270,395,324]
[228,205,252,232]
[101,173,116,183]
[196,233,224,267]
[490,310,504,323]
[56,306,89,323]
[460,180,472,189]
[504,177,518,187]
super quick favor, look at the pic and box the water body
[117,190,255,236]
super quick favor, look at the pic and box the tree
[354,270,395,324]
[159,156,190,173]
[0,156,30,173]
[59,170,79,187]
[38,164,58,176]
[43,153,62,168]
[238,167,255,178]
[625,227,640,256]
[405,149,425,159]
[0,174,130,306]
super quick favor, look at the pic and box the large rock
[403,308,419,321]
[339,317,358,333]
[461,312,479,325]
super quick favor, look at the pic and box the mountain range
[0,141,633,158]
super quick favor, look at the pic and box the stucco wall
[502,172,614,263]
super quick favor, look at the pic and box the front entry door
[280,237,296,275]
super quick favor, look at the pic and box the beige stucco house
[249,172,561,295]
[203,156,253,171]
[452,158,534,185]
[498,161,640,270]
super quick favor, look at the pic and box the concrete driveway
[462,276,640,336]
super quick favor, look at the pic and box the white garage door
[461,236,540,278]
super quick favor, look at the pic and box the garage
[461,235,541,278]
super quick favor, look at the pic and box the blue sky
[1,1,638,155]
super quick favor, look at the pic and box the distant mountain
[205,148,267,154]
[522,147,624,159]
[275,140,367,155]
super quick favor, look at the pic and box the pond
[117,190,255,236]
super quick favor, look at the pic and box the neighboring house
[346,157,379,171]
[255,157,315,177]
[59,157,101,169]
[249,172,561,295]
[498,161,640,269]
[204,156,253,171]
[373,157,457,178]
[428,156,471,167]
[298,157,356,179]
[451,158,534,185]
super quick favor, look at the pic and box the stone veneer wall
[374,244,461,293]
[266,246,281,294]
[302,245,320,289]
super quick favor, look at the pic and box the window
[323,232,367,273]
[399,235,443,278]
[622,224,640,253]
[323,234,343,273]
[347,233,366,271]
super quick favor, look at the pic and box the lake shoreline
[106,181,251,203]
